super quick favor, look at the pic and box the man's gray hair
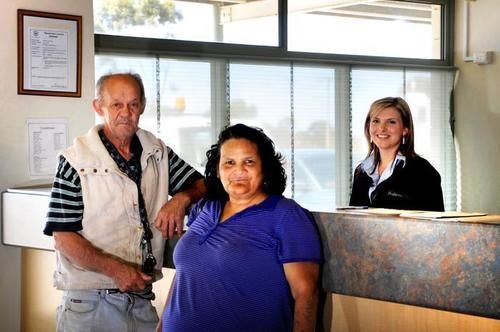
[95,73,146,107]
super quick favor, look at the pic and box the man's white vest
[54,125,169,290]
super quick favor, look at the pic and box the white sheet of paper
[23,15,78,92]
[26,118,68,177]
[28,28,70,90]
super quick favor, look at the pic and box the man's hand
[154,195,189,239]
[155,178,206,239]
[109,260,153,292]
[53,231,152,292]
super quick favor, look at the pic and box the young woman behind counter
[350,97,444,211]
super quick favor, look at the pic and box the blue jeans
[56,289,159,332]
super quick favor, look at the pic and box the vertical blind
[95,54,456,211]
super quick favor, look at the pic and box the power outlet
[473,51,493,65]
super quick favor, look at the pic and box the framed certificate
[17,9,82,97]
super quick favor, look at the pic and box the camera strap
[99,130,157,275]
[136,186,157,275]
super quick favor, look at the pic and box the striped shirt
[44,135,203,235]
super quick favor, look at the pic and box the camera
[142,254,157,276]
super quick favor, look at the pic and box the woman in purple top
[160,123,322,332]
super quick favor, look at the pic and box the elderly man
[43,73,206,331]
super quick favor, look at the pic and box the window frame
[95,0,455,68]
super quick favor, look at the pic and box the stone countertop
[313,209,499,319]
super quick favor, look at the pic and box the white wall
[0,0,94,330]
[454,0,500,214]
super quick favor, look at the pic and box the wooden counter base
[322,294,500,332]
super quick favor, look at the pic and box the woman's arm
[412,158,445,211]
[283,261,320,332]
[349,168,371,207]
[426,166,445,211]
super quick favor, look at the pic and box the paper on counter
[399,211,487,219]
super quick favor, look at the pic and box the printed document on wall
[26,118,67,177]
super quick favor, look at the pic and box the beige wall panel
[324,294,500,332]
[454,0,500,214]
[21,250,60,332]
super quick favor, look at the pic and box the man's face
[93,75,144,142]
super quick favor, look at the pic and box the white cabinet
[1,187,54,251]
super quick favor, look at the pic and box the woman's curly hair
[204,123,287,200]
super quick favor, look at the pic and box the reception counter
[2,189,499,331]
[313,209,499,324]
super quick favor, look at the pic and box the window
[95,55,455,211]
[94,0,279,46]
[158,58,214,172]
[93,0,456,211]
[288,0,442,59]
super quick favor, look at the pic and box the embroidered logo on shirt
[387,191,405,199]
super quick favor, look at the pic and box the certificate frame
[17,9,82,97]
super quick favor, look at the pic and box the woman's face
[218,138,265,201]
[369,106,408,154]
